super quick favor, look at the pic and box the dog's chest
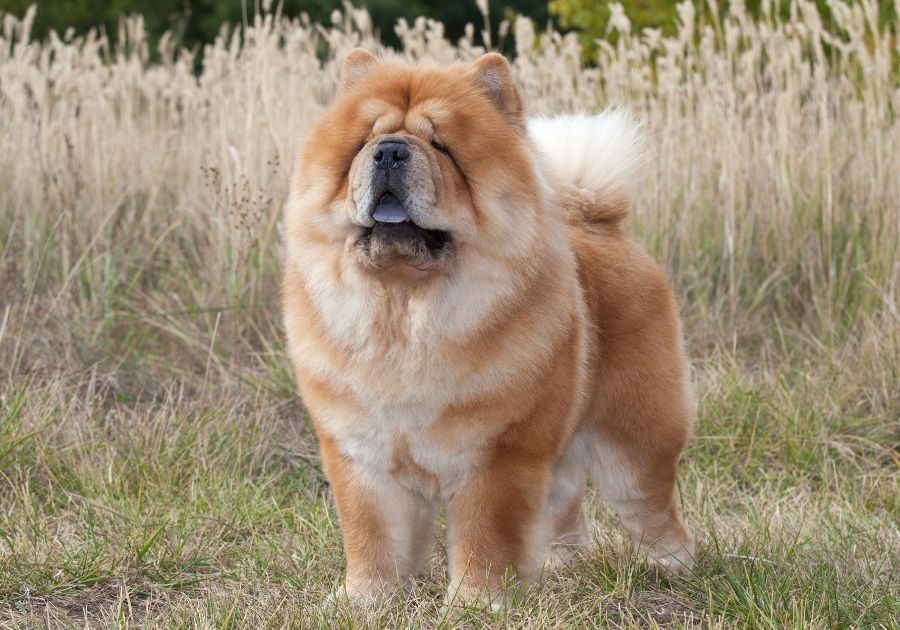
[296,283,499,499]
[324,398,476,500]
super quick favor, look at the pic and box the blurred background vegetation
[2,0,897,59]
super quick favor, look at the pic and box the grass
[1,357,896,627]
[1,1,898,627]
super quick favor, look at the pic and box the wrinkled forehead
[345,65,470,136]
[357,98,457,138]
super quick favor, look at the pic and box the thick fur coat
[281,49,695,605]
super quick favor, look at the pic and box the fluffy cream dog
[281,49,695,605]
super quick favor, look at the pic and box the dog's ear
[341,48,378,91]
[470,53,523,124]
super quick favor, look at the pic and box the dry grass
[1,1,898,627]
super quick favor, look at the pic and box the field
[1,1,898,627]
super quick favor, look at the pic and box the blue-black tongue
[372,193,409,224]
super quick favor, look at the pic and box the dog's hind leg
[544,433,592,569]
[585,426,694,574]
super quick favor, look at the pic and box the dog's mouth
[358,193,452,263]
[371,192,411,224]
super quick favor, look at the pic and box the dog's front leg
[445,454,553,608]
[318,430,436,606]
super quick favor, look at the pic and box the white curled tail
[528,110,645,224]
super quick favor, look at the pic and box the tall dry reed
[0,1,897,393]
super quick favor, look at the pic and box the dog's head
[286,50,544,282]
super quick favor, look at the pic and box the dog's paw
[545,530,593,572]
[648,538,696,576]
[320,579,398,614]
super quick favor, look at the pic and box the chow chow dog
[282,49,695,605]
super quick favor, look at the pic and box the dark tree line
[2,1,894,61]
[0,0,549,52]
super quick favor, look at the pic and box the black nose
[373,139,410,171]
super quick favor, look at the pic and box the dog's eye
[431,139,452,158]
